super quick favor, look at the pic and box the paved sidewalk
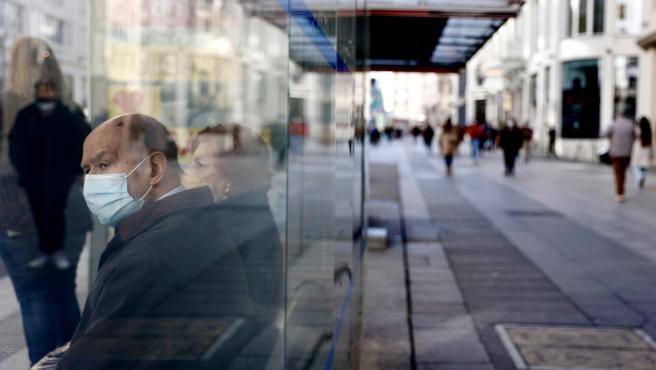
[362,138,656,370]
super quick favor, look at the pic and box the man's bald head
[82,114,181,205]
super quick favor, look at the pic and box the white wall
[466,0,654,161]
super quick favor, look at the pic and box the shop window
[561,59,600,139]
[613,56,639,120]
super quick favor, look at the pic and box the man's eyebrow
[90,150,117,163]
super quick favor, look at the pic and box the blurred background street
[362,137,656,370]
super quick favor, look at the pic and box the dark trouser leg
[612,157,630,196]
[504,150,516,173]
[0,231,84,364]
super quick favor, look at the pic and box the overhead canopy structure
[245,0,523,72]
[360,0,522,72]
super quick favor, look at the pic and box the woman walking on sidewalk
[603,111,636,202]
[632,117,653,189]
[439,118,459,176]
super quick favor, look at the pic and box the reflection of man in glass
[54,114,251,369]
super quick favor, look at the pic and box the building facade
[466,0,655,160]
[0,0,88,106]
[367,71,459,128]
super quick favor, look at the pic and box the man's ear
[148,152,167,186]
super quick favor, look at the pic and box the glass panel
[593,0,605,34]
[561,59,601,138]
[0,0,367,368]
[613,56,639,120]
[579,0,588,34]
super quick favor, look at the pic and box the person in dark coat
[9,79,91,270]
[422,124,435,153]
[48,114,252,370]
[497,119,524,176]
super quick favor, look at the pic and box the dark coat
[498,126,524,154]
[8,102,91,250]
[216,190,282,324]
[58,188,254,370]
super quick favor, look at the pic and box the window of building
[615,0,641,35]
[530,74,537,108]
[593,0,604,33]
[567,0,574,36]
[40,14,67,45]
[567,0,604,37]
[578,0,588,34]
[1,1,23,36]
[545,66,551,104]
[613,56,639,120]
[561,59,600,138]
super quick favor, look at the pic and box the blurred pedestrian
[522,123,533,163]
[497,118,524,176]
[632,117,653,189]
[10,79,90,270]
[486,124,498,150]
[603,111,636,202]
[439,118,459,176]
[465,120,485,165]
[411,125,421,144]
[422,123,435,153]
[548,126,557,158]
[0,37,92,365]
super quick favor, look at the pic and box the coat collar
[117,187,214,242]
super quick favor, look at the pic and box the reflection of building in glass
[466,0,655,161]
[0,0,88,106]
[92,0,288,135]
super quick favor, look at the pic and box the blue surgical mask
[83,156,153,226]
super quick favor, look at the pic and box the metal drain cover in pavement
[496,324,656,370]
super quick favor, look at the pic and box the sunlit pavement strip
[496,325,656,370]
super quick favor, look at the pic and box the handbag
[597,141,611,165]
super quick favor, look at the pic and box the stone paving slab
[498,325,656,370]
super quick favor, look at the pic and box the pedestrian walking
[632,117,653,189]
[465,120,485,165]
[547,126,557,158]
[602,112,636,202]
[422,123,435,153]
[497,119,524,176]
[439,118,459,176]
[522,123,533,163]
[0,37,92,365]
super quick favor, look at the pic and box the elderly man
[52,114,253,370]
